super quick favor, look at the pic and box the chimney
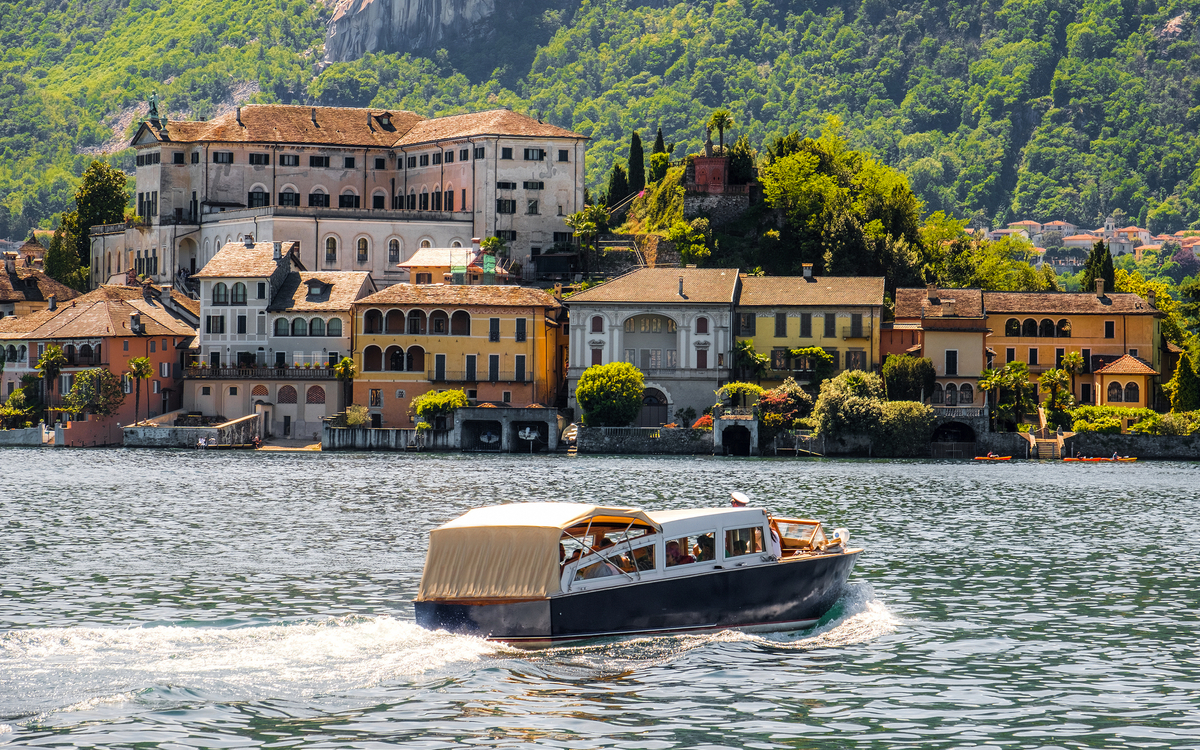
[471,237,481,253]
[678,276,684,297]
[802,263,813,278]
[311,108,318,126]
[244,234,254,247]
[1147,290,1157,308]
[3,255,13,273]
[273,242,282,260]
[944,300,956,317]
[236,106,243,126]
[1095,278,1105,298]
[926,283,938,301]
[47,294,56,311]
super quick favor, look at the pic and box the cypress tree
[1099,247,1115,291]
[628,132,645,194]
[604,163,629,206]
[1082,240,1108,292]
[1170,353,1200,412]
[653,127,666,154]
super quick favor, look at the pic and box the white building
[90,105,587,291]
[186,239,375,438]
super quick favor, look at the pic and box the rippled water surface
[2,449,1199,748]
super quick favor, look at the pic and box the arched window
[278,385,298,404]
[252,384,269,397]
[18,345,26,361]
[6,345,15,362]
[420,239,431,248]
[212,282,228,304]
[1005,318,1020,337]
[1107,381,1123,403]
[292,318,307,336]
[429,310,449,334]
[63,345,76,363]
[931,383,944,404]
[388,239,400,263]
[406,346,425,372]
[385,310,405,333]
[325,237,337,264]
[309,318,325,337]
[363,346,383,371]
[451,240,462,247]
[696,316,709,334]
[386,345,404,371]
[364,309,383,334]
[591,315,604,333]
[1124,382,1140,404]
[274,318,289,336]
[1039,319,1055,337]
[1056,319,1072,337]
[357,238,368,263]
[959,384,974,404]
[79,344,93,360]
[231,282,247,304]
[1021,319,1037,337]
[945,383,958,406]
[327,318,342,337]
[407,310,427,335]
[451,311,471,336]
[306,386,326,404]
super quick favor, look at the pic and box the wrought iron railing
[185,366,337,379]
[428,370,530,383]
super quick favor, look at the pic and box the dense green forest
[4,0,1200,242]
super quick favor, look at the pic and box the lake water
[2,449,1199,749]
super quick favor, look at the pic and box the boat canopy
[417,503,660,601]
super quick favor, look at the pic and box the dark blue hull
[415,550,860,646]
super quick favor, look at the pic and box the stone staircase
[1034,438,1060,459]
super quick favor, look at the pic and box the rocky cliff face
[323,0,495,63]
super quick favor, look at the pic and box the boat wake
[0,616,499,720]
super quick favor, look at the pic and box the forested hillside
[4,0,1200,240]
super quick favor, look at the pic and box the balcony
[842,324,872,340]
[185,366,337,380]
[428,370,531,384]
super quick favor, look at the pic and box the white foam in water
[0,616,499,717]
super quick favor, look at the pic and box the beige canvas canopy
[416,503,660,601]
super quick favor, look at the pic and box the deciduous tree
[575,362,644,426]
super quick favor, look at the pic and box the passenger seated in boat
[693,535,715,562]
[666,540,695,566]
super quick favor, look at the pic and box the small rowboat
[974,456,1011,461]
[1065,457,1139,462]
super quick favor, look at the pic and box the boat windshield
[560,524,648,565]
[773,519,825,553]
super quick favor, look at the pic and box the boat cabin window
[629,542,655,572]
[666,531,715,566]
[774,520,825,553]
[560,524,650,567]
[572,540,656,582]
[725,526,765,558]
[575,557,623,581]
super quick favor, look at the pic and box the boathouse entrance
[930,421,976,458]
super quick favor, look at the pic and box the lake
[2,449,1198,748]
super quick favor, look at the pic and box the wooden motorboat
[974,456,1011,461]
[414,501,861,647]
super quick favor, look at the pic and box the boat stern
[415,598,552,641]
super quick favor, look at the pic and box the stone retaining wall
[0,425,45,446]
[123,413,262,448]
[683,193,750,227]
[576,426,713,455]
[976,432,1034,458]
[322,425,451,451]
[1063,432,1200,459]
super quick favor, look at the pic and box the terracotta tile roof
[268,272,374,312]
[738,276,885,307]
[397,247,510,276]
[1063,234,1099,241]
[0,266,82,304]
[395,109,584,145]
[982,291,1157,315]
[1043,221,1074,227]
[1167,341,1184,353]
[895,287,984,319]
[356,283,561,309]
[16,236,46,259]
[1009,220,1041,227]
[1094,354,1157,375]
[0,285,197,341]
[169,289,200,317]
[192,241,300,279]
[152,105,424,148]
[567,268,739,305]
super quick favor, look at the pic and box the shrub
[875,401,936,457]
[346,404,369,427]
[576,362,644,426]
[881,354,936,401]
[410,389,469,423]
[715,381,765,410]
[757,377,814,443]
[1072,417,1122,434]
[814,370,885,438]
[692,414,713,430]
[1130,412,1196,436]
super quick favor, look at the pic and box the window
[415,273,432,284]
[516,318,527,342]
[373,193,385,209]
[1081,383,1092,403]
[339,193,360,208]
[667,532,715,566]
[1006,347,1016,363]
[725,527,764,558]
[172,152,184,164]
[931,382,943,403]
[824,314,836,338]
[369,389,382,407]
[406,156,417,169]
[697,349,708,369]
[771,348,789,370]
[558,149,569,162]
[255,282,266,300]
[515,354,526,382]
[247,189,269,207]
[191,152,199,164]
[523,181,544,190]
[444,191,453,211]
[213,151,233,164]
[527,200,539,215]
[497,230,517,241]
[357,238,368,262]
[432,191,442,211]
[397,389,407,399]
[212,282,228,304]
[374,157,385,170]
[501,147,513,160]
[343,157,356,169]
[274,318,289,336]
[502,391,511,403]
[591,348,602,366]
[497,181,517,190]
[231,283,246,304]
[388,239,400,263]
[775,312,787,338]
[474,147,485,159]
[1039,319,1055,337]
[1107,381,1123,402]
[523,148,545,160]
[257,313,266,335]
[237,315,247,334]
[249,153,269,165]
[696,316,709,334]
[960,384,974,404]
[292,318,307,336]
[1125,382,1140,404]
[1129,348,1138,358]
[149,341,156,353]
[205,315,226,334]
[309,192,330,208]
[310,155,330,168]
[497,199,517,214]
[591,316,604,333]
[1056,348,1065,368]
[489,354,500,382]
[327,318,342,336]
[431,152,442,165]
[1057,319,1072,337]
[465,354,477,381]
[1082,348,1092,373]
[419,192,429,211]
[325,237,337,263]
[800,313,812,338]
[489,318,501,342]
[419,154,429,166]
[279,190,300,206]
[1105,321,1115,339]
[824,348,839,369]
[1028,348,1039,366]
[846,350,866,370]
[160,361,170,377]
[1005,318,1020,336]
[738,313,756,336]
[624,348,636,364]
[280,154,299,166]
[1022,319,1038,337]
[201,386,211,396]
[945,350,958,376]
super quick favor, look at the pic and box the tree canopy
[576,362,644,427]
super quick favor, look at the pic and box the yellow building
[734,270,885,387]
[352,284,566,427]
[890,286,988,407]
[982,281,1162,408]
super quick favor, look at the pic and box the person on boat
[987,452,997,458]
[666,540,695,566]
[1112,452,1119,460]
[730,491,749,507]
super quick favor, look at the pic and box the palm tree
[707,109,733,154]
[36,344,66,424]
[978,367,1004,430]
[334,356,357,411]
[1060,351,1084,401]
[128,356,153,426]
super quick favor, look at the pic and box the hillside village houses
[89,105,587,291]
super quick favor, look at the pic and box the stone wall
[576,426,713,455]
[1063,432,1200,459]
[683,193,749,227]
[55,415,123,447]
[816,433,875,456]
[123,413,262,448]
[976,432,1034,458]
[322,425,451,451]
[0,425,45,446]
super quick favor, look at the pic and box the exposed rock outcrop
[323,0,495,63]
